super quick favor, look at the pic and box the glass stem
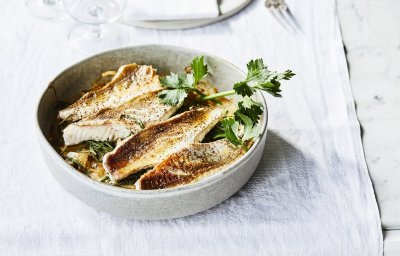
[92,24,104,39]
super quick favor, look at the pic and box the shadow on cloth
[114,130,324,224]
[185,130,324,223]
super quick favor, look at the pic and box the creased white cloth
[122,0,219,21]
[0,0,382,255]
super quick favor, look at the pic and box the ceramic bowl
[36,45,268,220]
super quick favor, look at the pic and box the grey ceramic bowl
[36,45,268,220]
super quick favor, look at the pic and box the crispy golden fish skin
[62,90,181,146]
[135,139,243,190]
[103,108,224,183]
[58,64,162,122]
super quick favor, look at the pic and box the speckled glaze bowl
[36,45,268,220]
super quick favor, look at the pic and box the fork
[265,0,301,33]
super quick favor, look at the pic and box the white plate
[119,0,253,30]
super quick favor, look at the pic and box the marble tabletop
[337,0,400,231]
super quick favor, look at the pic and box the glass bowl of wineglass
[63,0,127,54]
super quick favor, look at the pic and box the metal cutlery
[265,0,301,33]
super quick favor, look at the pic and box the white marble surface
[384,230,400,255]
[337,0,400,230]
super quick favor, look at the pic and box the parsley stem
[201,90,236,101]
[192,88,207,97]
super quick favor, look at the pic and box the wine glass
[62,0,127,54]
[26,0,67,21]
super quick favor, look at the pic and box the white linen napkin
[122,0,219,21]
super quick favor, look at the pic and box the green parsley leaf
[219,118,242,146]
[252,69,296,97]
[233,81,255,97]
[158,72,196,105]
[185,73,195,88]
[233,58,295,98]
[191,56,208,85]
[234,113,260,141]
[282,70,296,80]
[158,89,188,106]
[214,114,260,148]
[246,59,269,82]
[234,96,263,124]
[87,140,116,161]
[159,73,180,88]
[158,67,207,106]
[160,73,195,89]
[233,59,270,97]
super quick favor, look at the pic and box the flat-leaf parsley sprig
[158,56,208,106]
[158,56,295,148]
[202,59,295,100]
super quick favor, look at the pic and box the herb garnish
[202,59,295,100]
[158,56,295,148]
[158,56,208,106]
[87,141,116,161]
[68,157,86,171]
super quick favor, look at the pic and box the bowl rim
[36,44,268,198]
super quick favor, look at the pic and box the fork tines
[265,0,301,33]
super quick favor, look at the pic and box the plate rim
[119,0,253,30]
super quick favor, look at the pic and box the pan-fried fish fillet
[59,64,162,122]
[62,90,181,146]
[103,108,224,183]
[135,139,243,190]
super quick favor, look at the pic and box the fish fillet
[62,90,181,146]
[135,139,243,190]
[59,64,162,121]
[103,108,224,183]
